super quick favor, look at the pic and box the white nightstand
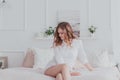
[0,56,8,69]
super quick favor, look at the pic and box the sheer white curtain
[111,0,120,64]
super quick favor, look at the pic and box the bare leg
[56,72,80,80]
[44,64,71,80]
[56,73,63,80]
[71,72,81,76]
[61,65,71,80]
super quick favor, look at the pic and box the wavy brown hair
[53,22,76,46]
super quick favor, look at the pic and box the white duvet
[0,67,120,80]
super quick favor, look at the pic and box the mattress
[0,67,119,80]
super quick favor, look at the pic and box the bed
[0,48,120,80]
[0,67,120,80]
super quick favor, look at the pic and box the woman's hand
[84,63,94,71]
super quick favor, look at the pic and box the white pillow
[91,50,114,68]
[33,48,54,69]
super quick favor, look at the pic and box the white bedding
[0,68,54,80]
[0,67,120,80]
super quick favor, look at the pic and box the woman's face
[58,28,66,40]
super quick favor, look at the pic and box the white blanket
[0,68,54,80]
[0,67,119,80]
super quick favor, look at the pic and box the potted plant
[88,25,97,37]
[44,27,54,38]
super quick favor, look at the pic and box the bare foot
[71,72,81,76]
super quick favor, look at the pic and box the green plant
[88,25,97,34]
[45,27,54,36]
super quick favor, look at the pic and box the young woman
[44,22,93,80]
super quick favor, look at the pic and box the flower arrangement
[44,27,54,36]
[88,25,97,34]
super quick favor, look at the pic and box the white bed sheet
[72,67,120,80]
[0,67,120,80]
[0,67,54,80]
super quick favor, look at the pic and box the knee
[57,73,62,77]
[61,64,69,70]
[56,73,62,80]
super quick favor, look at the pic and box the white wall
[111,0,120,63]
[0,0,52,52]
[84,0,113,55]
[0,0,113,62]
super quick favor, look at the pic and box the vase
[90,33,94,38]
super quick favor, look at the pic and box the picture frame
[0,56,8,69]
[73,30,80,37]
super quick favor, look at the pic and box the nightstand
[0,56,8,69]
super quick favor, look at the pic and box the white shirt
[45,39,88,70]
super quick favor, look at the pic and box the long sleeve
[54,47,64,64]
[77,40,89,64]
